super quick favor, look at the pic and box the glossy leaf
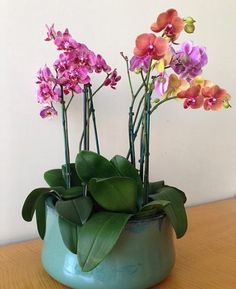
[61,186,83,200]
[149,180,165,195]
[35,198,47,239]
[56,196,93,225]
[75,151,118,184]
[88,177,138,213]
[44,169,66,187]
[22,187,61,222]
[110,155,143,208]
[149,186,188,238]
[62,163,82,186]
[59,216,78,254]
[78,212,132,272]
[134,199,170,219]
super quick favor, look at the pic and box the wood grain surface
[0,198,236,289]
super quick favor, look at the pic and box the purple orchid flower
[170,41,208,80]
[130,55,152,73]
[40,106,58,118]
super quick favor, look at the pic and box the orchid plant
[22,9,231,272]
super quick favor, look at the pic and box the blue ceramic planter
[41,203,175,289]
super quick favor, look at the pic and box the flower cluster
[130,8,231,111]
[37,25,121,118]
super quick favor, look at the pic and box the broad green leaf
[78,212,132,272]
[61,186,83,200]
[88,177,138,213]
[22,187,61,222]
[56,196,93,225]
[75,151,118,184]
[35,198,47,239]
[110,155,143,208]
[149,180,165,195]
[149,181,187,204]
[134,199,170,219]
[44,169,66,187]
[59,216,78,254]
[150,186,188,238]
[62,163,82,187]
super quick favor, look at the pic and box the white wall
[1,0,236,245]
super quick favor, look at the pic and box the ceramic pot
[41,202,175,289]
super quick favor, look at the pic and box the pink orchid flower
[40,106,58,118]
[37,82,61,103]
[54,28,79,51]
[36,65,54,83]
[104,69,121,89]
[95,54,111,73]
[45,24,57,41]
[155,72,169,97]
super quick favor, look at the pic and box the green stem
[143,91,151,205]
[91,83,105,98]
[88,85,100,154]
[60,87,71,189]
[139,123,145,183]
[121,52,135,98]
[83,85,90,150]
[150,96,178,114]
[133,94,145,127]
[126,107,144,159]
[128,107,135,165]
[65,92,74,111]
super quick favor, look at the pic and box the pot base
[42,205,175,289]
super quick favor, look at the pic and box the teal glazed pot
[41,203,175,289]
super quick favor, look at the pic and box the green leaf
[22,188,61,222]
[61,186,83,200]
[149,186,188,238]
[62,163,82,187]
[58,216,78,254]
[149,181,187,204]
[134,199,170,219]
[78,212,132,272]
[110,155,143,208]
[22,187,62,239]
[35,198,47,239]
[55,196,93,225]
[44,169,66,187]
[75,151,118,184]
[149,180,165,195]
[88,177,138,213]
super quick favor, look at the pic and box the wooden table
[1,198,236,289]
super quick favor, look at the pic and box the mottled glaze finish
[41,204,175,289]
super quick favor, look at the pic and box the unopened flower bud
[184,24,195,34]
[148,82,155,91]
[184,16,196,25]
[223,99,231,109]
[134,68,141,74]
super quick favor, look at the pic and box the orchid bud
[184,24,195,34]
[223,99,231,109]
[184,17,196,25]
[153,98,160,104]
[183,17,196,34]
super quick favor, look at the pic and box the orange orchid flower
[202,85,231,111]
[177,85,204,109]
[151,9,184,41]
[164,74,189,98]
[134,33,168,60]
